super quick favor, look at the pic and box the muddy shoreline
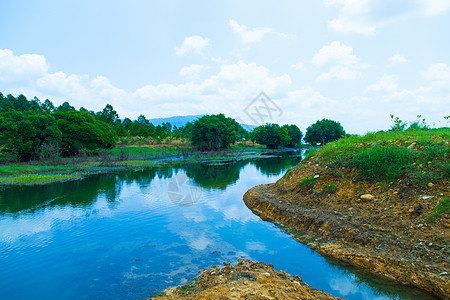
[242,160,449,299]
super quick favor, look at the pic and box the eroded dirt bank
[153,259,341,299]
[243,156,449,299]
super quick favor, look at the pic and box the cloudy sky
[1,0,449,134]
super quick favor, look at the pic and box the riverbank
[153,259,341,299]
[243,129,449,299]
[0,145,297,186]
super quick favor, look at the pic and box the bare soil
[243,155,450,298]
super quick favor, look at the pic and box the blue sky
[1,0,449,133]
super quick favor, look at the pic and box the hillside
[244,128,450,298]
[147,114,204,127]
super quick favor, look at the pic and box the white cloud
[418,0,450,16]
[179,64,206,80]
[175,35,210,55]
[313,41,360,66]
[317,66,361,81]
[0,49,49,83]
[424,63,450,81]
[229,19,293,43]
[292,61,306,71]
[388,53,407,66]
[324,0,376,35]
[367,74,399,92]
[313,41,367,81]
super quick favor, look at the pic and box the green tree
[190,114,236,150]
[282,124,302,147]
[0,110,62,161]
[96,104,119,125]
[53,110,116,154]
[304,118,345,145]
[253,123,291,149]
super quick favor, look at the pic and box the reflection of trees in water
[0,173,121,214]
[184,160,248,190]
[0,153,304,215]
[250,153,303,176]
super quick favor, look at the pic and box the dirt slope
[243,154,449,299]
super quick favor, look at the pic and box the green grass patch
[298,176,316,193]
[428,198,450,222]
[351,146,413,181]
[313,128,449,183]
[326,183,338,194]
[0,173,83,185]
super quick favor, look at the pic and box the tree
[282,124,302,147]
[304,119,345,145]
[190,114,236,150]
[0,110,62,161]
[55,101,76,112]
[53,110,116,154]
[96,104,119,125]
[253,123,291,149]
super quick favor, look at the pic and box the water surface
[0,152,435,299]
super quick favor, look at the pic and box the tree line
[0,92,346,161]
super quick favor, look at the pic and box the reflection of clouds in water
[330,275,386,300]
[246,241,266,252]
[183,207,208,223]
[180,231,212,251]
[0,208,85,243]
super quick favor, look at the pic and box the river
[0,151,434,299]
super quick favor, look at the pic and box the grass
[0,173,83,185]
[428,198,450,222]
[0,142,271,186]
[326,183,338,194]
[298,176,316,193]
[313,128,449,184]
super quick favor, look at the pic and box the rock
[428,182,434,187]
[414,205,424,213]
[407,142,416,150]
[360,194,374,201]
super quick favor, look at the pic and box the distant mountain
[148,114,258,131]
[147,115,203,128]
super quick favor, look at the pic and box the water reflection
[0,150,435,300]
[0,152,302,214]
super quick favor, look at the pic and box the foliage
[253,123,291,149]
[351,146,413,181]
[298,176,316,194]
[282,124,302,147]
[53,110,116,154]
[389,114,408,132]
[326,183,338,194]
[314,128,449,184]
[190,114,236,150]
[304,119,345,145]
[428,198,450,222]
[0,109,62,161]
